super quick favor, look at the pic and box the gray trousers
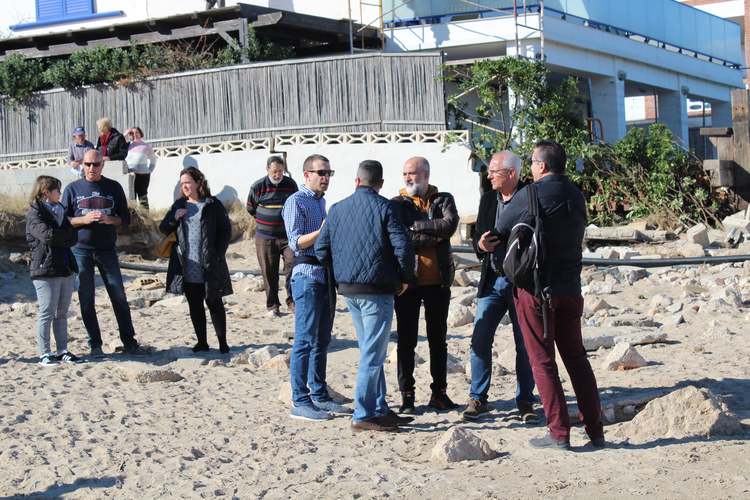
[32,275,75,356]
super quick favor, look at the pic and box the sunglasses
[308,170,335,177]
[83,162,103,167]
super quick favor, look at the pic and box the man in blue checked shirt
[283,154,352,421]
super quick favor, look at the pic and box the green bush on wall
[0,29,293,107]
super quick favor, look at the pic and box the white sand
[0,242,748,498]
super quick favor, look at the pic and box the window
[36,0,94,21]
[11,1,122,31]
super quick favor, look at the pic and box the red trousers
[514,288,604,441]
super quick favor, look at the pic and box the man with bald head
[62,149,140,357]
[392,156,459,413]
[462,151,537,423]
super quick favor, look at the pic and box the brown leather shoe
[351,416,400,433]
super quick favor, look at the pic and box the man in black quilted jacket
[316,160,415,432]
[391,156,459,414]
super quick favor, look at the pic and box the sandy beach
[0,238,748,499]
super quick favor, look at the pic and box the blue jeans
[345,294,394,422]
[470,275,535,406]
[72,247,136,349]
[290,274,334,407]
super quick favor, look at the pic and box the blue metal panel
[64,0,94,17]
[36,0,64,20]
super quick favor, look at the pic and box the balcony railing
[385,0,743,66]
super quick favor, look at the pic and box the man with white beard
[246,155,298,318]
[391,156,459,414]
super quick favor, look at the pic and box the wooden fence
[0,52,446,162]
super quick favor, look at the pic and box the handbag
[154,231,177,258]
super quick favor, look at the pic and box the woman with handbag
[159,167,233,353]
[25,175,80,365]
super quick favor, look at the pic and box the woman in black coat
[25,175,79,365]
[159,167,233,353]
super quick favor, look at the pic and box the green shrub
[0,54,46,105]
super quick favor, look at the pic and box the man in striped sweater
[247,156,299,317]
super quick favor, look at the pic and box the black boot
[192,329,209,353]
[399,392,416,414]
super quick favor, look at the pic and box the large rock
[615,386,743,443]
[601,343,648,371]
[243,276,265,293]
[680,243,706,258]
[582,327,667,351]
[685,223,710,247]
[262,352,291,372]
[431,427,498,463]
[448,304,474,327]
[233,346,279,367]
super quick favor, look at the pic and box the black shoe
[192,342,210,353]
[382,410,414,426]
[89,346,105,358]
[122,343,145,355]
[399,392,416,414]
[463,399,491,421]
[428,391,460,412]
[58,351,82,364]
[529,433,571,450]
[218,343,230,354]
[588,436,606,448]
[518,401,540,425]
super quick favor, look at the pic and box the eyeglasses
[83,162,103,167]
[531,158,543,165]
[308,170,335,177]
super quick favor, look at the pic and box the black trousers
[134,173,150,210]
[184,282,227,348]
[395,285,451,394]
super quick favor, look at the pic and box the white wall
[0,0,378,38]
[147,141,476,215]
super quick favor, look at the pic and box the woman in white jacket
[126,127,158,210]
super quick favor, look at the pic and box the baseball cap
[73,127,86,136]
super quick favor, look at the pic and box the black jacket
[25,202,78,278]
[96,127,129,161]
[472,183,525,298]
[391,186,459,287]
[159,196,233,299]
[496,174,587,296]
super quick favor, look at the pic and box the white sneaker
[38,354,57,366]
[266,309,281,319]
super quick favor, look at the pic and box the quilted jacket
[315,186,415,295]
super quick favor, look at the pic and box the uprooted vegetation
[447,58,733,229]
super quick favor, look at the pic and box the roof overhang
[0,3,381,60]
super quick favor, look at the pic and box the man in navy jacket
[316,160,415,432]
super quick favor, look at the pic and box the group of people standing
[25,139,604,450]
[245,143,603,448]
[68,118,157,209]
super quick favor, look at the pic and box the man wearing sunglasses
[62,149,140,358]
[282,154,351,421]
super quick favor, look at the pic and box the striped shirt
[246,175,298,239]
[283,184,327,283]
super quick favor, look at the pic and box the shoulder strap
[527,183,538,218]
